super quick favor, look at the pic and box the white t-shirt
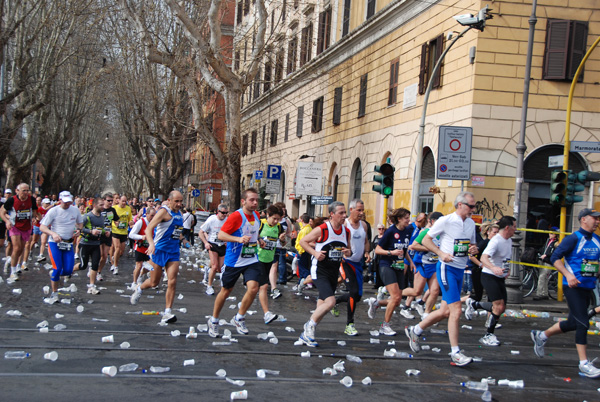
[40,205,83,242]
[482,234,512,278]
[427,211,476,270]
[182,212,193,230]
[200,214,226,244]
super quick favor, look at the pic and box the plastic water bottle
[481,390,492,402]
[460,381,489,391]
[346,355,362,363]
[148,366,170,373]
[119,363,139,372]
[4,351,31,359]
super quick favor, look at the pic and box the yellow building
[238,0,600,235]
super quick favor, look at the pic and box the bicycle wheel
[522,266,537,298]
[548,271,559,300]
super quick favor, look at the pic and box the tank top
[312,221,349,273]
[224,209,261,267]
[345,218,366,263]
[154,206,184,253]
[134,218,150,253]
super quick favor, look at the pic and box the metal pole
[411,26,472,215]
[557,34,600,301]
[507,0,537,304]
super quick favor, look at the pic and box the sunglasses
[218,210,229,214]
[464,203,476,209]
[106,199,113,202]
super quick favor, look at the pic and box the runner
[403,213,427,311]
[531,208,600,378]
[128,207,156,289]
[295,214,315,293]
[76,198,106,295]
[403,212,443,319]
[111,195,133,275]
[130,191,185,324]
[0,183,40,281]
[40,191,83,303]
[271,202,292,294]
[464,216,516,346]
[367,208,414,335]
[207,188,264,337]
[331,199,370,336]
[99,194,118,281]
[297,201,352,347]
[257,204,285,324]
[198,204,228,295]
[405,192,478,366]
[31,198,52,262]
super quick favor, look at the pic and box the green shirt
[257,219,282,263]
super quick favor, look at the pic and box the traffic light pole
[382,196,389,226]
[557,34,600,302]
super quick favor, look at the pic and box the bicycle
[522,263,558,300]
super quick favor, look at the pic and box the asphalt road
[1,246,600,402]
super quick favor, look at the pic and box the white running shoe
[37,255,46,262]
[130,286,142,305]
[3,257,11,273]
[205,285,215,295]
[232,317,249,335]
[405,326,421,352]
[412,301,425,317]
[161,313,177,324]
[87,286,100,295]
[264,311,278,324]
[376,286,389,302]
[579,359,600,378]
[531,330,546,358]
[97,273,103,281]
[464,298,476,321]
[379,322,396,336]
[113,266,119,275]
[207,318,219,338]
[367,297,379,319]
[479,333,500,346]
[400,308,415,320]
[450,351,473,366]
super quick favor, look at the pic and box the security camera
[453,13,480,26]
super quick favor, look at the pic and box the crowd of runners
[2,184,600,377]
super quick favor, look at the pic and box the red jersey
[5,195,37,231]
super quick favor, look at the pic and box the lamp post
[410,6,492,216]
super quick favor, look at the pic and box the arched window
[349,158,362,202]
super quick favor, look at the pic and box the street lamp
[410,5,492,215]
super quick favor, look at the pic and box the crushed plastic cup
[119,363,138,372]
[323,367,337,376]
[186,333,197,339]
[337,341,346,346]
[39,327,49,333]
[44,351,58,361]
[55,313,64,319]
[171,330,181,337]
[285,327,295,332]
[223,329,232,339]
[183,359,195,366]
[120,342,131,349]
[216,369,227,377]
[510,350,520,355]
[509,380,524,389]
[12,288,22,295]
[177,293,184,300]
[369,330,379,336]
[340,376,353,388]
[431,348,441,353]
[257,333,269,340]
[43,285,50,295]
[482,390,492,402]
[406,369,420,376]
[197,324,208,332]
[226,377,245,386]
[76,305,84,313]
[53,324,66,331]
[269,337,279,344]
[212,341,231,346]
[370,338,380,344]
[230,390,248,400]
[333,360,345,372]
[37,320,49,328]
[178,308,187,313]
[301,351,311,358]
[256,369,266,378]
[461,325,472,330]
[102,335,115,343]
[102,366,117,377]
[346,355,362,364]
[362,376,372,385]
[6,310,22,317]
[60,299,71,305]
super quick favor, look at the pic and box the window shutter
[432,34,444,88]
[543,20,569,80]
[333,87,342,125]
[358,73,367,117]
[567,21,588,81]
[296,106,304,138]
[317,11,325,54]
[418,43,428,94]
[342,0,351,37]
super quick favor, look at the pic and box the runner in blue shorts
[403,212,443,319]
[130,191,184,324]
[405,192,478,366]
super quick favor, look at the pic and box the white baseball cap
[59,191,73,203]
[4,189,12,194]
[42,198,51,205]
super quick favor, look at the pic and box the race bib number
[138,240,149,248]
[57,242,72,251]
[118,221,127,229]
[453,239,470,257]
[171,226,183,239]
[16,210,31,220]
[391,260,405,270]
[425,253,439,263]
[501,259,510,276]
[581,259,599,277]
[242,243,257,258]
[262,237,277,251]
[328,247,343,262]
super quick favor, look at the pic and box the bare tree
[119,0,267,208]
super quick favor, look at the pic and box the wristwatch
[388,251,391,256]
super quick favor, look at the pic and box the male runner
[111,195,133,275]
[298,201,352,347]
[130,191,184,324]
[405,192,478,366]
[76,198,106,294]
[40,191,83,303]
[99,194,118,280]
[128,207,156,288]
[207,188,264,337]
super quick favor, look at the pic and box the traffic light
[577,170,600,183]
[565,171,584,205]
[550,170,567,206]
[373,159,395,197]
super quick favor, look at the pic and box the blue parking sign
[267,165,282,180]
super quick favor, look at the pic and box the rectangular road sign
[437,126,473,180]
[254,170,263,180]
[310,196,333,205]
[267,165,282,180]
[265,179,281,194]
[571,141,600,153]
